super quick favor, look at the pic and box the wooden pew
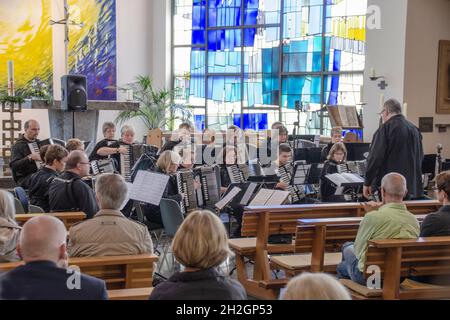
[15,212,86,230]
[341,237,450,300]
[229,201,439,300]
[108,287,153,300]
[261,214,427,291]
[0,254,159,290]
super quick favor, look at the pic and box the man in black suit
[364,99,424,200]
[0,215,108,300]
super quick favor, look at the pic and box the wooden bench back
[241,201,438,237]
[15,212,87,230]
[365,237,450,278]
[0,254,158,290]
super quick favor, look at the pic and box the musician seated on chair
[96,125,136,172]
[65,138,84,152]
[68,173,153,258]
[217,145,245,238]
[320,126,343,163]
[28,145,69,212]
[9,119,42,189]
[273,143,293,191]
[89,122,118,161]
[320,142,348,203]
[336,173,419,285]
[141,151,184,226]
[48,151,99,219]
[259,124,288,165]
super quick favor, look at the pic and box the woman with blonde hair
[142,151,183,226]
[282,273,351,300]
[0,190,21,262]
[149,210,246,300]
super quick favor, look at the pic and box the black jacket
[89,138,118,161]
[0,260,108,300]
[28,167,59,212]
[9,137,40,188]
[365,115,424,198]
[48,171,99,219]
[320,160,346,202]
[420,205,450,237]
[149,267,247,300]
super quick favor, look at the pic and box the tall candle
[370,67,376,78]
[403,102,408,117]
[380,93,385,108]
[360,85,364,103]
[7,60,14,96]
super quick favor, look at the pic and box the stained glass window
[172,0,367,134]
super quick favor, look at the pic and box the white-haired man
[0,216,108,299]
[68,173,153,257]
[337,173,420,284]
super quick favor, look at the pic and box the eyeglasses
[377,109,388,116]
[79,162,90,165]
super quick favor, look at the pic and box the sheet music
[266,190,290,205]
[325,173,349,186]
[129,171,169,205]
[215,187,242,210]
[249,188,274,206]
[240,183,258,205]
[120,182,133,210]
[341,172,365,183]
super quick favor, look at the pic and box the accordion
[28,138,56,169]
[194,165,221,209]
[226,164,250,184]
[90,159,115,175]
[119,144,156,182]
[175,169,198,214]
[346,160,367,177]
[278,163,306,203]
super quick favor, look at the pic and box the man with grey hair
[68,173,153,257]
[0,216,108,299]
[337,172,420,284]
[364,98,424,200]
[9,119,42,188]
[48,150,99,219]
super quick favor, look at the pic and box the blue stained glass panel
[234,113,268,130]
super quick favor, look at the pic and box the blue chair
[14,187,29,213]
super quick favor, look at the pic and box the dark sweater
[420,205,450,237]
[149,267,247,300]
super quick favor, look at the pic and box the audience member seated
[0,190,21,262]
[336,173,420,285]
[420,171,450,237]
[149,210,247,300]
[89,122,118,161]
[48,150,99,219]
[28,144,69,212]
[68,173,153,257]
[320,142,348,202]
[66,138,85,152]
[281,273,351,300]
[0,216,108,300]
[320,126,343,162]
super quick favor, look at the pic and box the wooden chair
[108,287,153,300]
[341,237,450,300]
[15,212,86,230]
[0,254,159,290]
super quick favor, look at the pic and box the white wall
[404,0,450,158]
[363,0,409,142]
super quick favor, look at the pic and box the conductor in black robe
[363,99,424,200]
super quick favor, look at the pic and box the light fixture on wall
[369,68,388,90]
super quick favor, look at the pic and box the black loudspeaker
[61,75,87,111]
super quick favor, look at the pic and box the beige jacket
[0,217,21,262]
[68,209,153,257]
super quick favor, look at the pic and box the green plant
[115,75,192,130]
[0,95,25,104]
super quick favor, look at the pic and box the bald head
[381,173,407,199]
[18,216,67,263]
